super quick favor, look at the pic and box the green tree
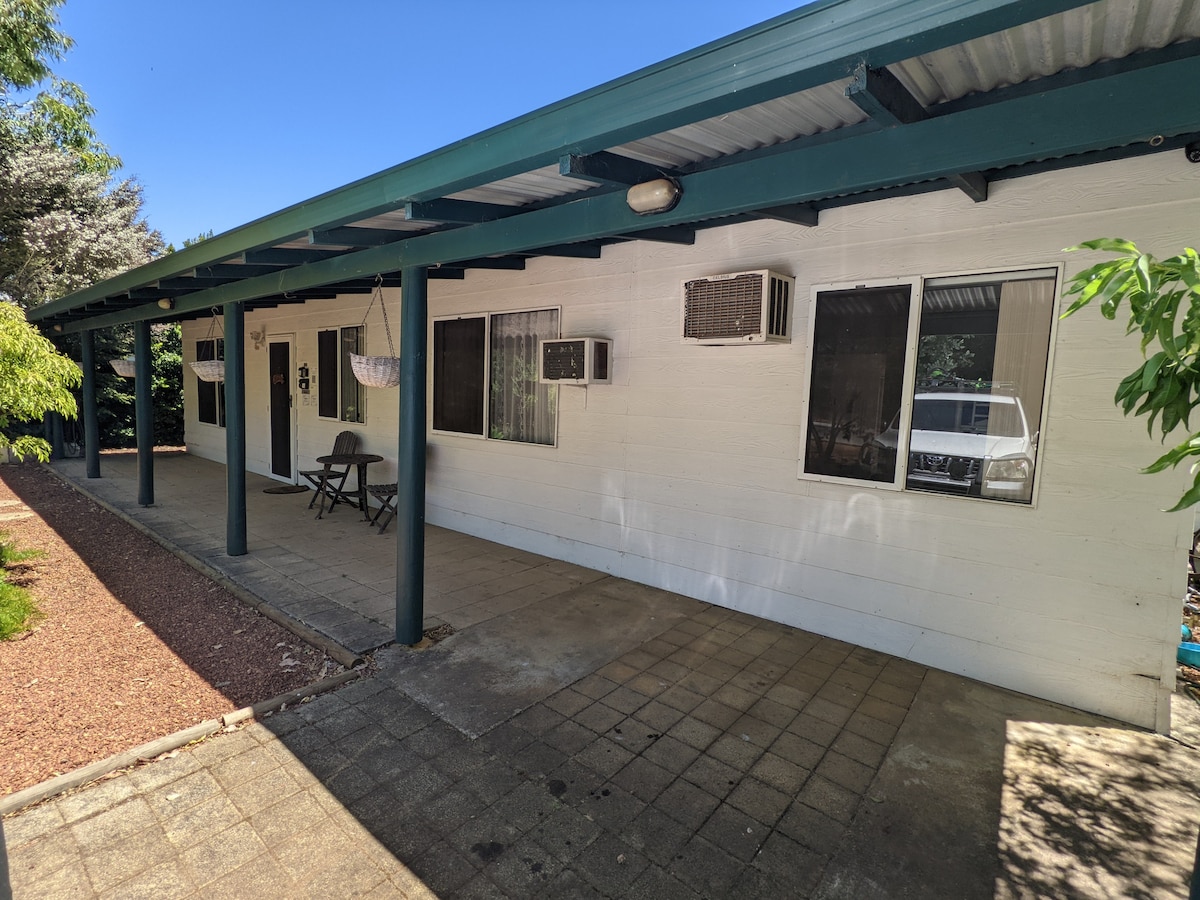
[1061,239,1200,510]
[0,300,79,460]
[0,0,71,93]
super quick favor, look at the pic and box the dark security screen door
[269,341,291,478]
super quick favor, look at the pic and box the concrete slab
[377,577,704,737]
[814,669,1200,900]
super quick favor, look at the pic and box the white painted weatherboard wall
[183,152,1198,730]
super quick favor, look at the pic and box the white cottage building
[31,0,1200,732]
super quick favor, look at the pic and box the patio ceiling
[27,0,1200,335]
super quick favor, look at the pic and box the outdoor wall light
[626,177,682,215]
[157,298,174,310]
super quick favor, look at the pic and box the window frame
[797,266,1060,505]
[431,305,561,447]
[195,338,226,428]
[316,324,366,425]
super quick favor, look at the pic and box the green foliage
[0,300,78,460]
[0,0,71,93]
[0,530,43,640]
[1061,239,1200,511]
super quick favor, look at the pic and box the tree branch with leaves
[1061,238,1200,510]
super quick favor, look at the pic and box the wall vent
[681,270,794,344]
[539,337,613,385]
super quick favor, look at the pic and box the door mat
[263,485,308,494]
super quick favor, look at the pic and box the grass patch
[0,581,41,639]
[0,532,43,639]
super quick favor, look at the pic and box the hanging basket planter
[189,307,226,383]
[350,354,400,388]
[350,274,400,388]
[109,356,136,378]
[190,359,226,383]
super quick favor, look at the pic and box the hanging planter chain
[189,308,226,383]
[350,275,401,388]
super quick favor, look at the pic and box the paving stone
[51,776,136,826]
[491,780,563,834]
[574,700,626,736]
[573,830,651,896]
[547,691,592,720]
[579,781,646,830]
[816,749,877,795]
[657,684,707,714]
[698,801,768,862]
[417,785,490,836]
[803,695,856,729]
[725,776,791,827]
[429,742,492,780]
[574,673,621,700]
[538,866,606,899]
[594,659,640,684]
[682,753,742,801]
[161,794,243,851]
[3,800,65,850]
[456,872,509,899]
[410,839,480,896]
[100,858,195,900]
[829,668,876,695]
[777,799,848,856]
[707,731,767,770]
[204,853,294,899]
[749,751,811,795]
[324,763,381,807]
[692,699,744,734]
[612,756,678,803]
[655,777,722,831]
[669,834,743,898]
[632,698,687,733]
[856,694,910,727]
[788,711,845,748]
[731,712,784,749]
[544,719,598,755]
[544,759,605,806]
[315,704,374,742]
[402,720,465,759]
[474,721,535,758]
[7,830,84,896]
[576,737,636,778]
[530,805,604,862]
[248,792,331,849]
[667,715,723,752]
[510,739,569,780]
[749,829,827,895]
[209,744,281,793]
[619,648,663,671]
[797,773,861,825]
[830,728,889,769]
[868,677,921,708]
[607,717,664,755]
[180,820,268,888]
[676,670,725,696]
[640,733,702,776]
[843,709,900,747]
[601,685,650,715]
[620,805,696,866]
[459,758,526,805]
[510,703,567,736]
[389,761,453,805]
[483,834,563,894]
[71,797,157,854]
[647,659,691,684]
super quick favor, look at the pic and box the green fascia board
[30,0,1092,325]
[56,50,1200,335]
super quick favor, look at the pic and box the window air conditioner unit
[539,337,613,385]
[681,269,794,345]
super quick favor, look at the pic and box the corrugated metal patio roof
[27,0,1200,334]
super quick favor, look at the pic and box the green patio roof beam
[559,151,668,187]
[404,199,519,224]
[309,227,408,247]
[846,63,988,202]
[28,0,1094,324]
[755,204,820,226]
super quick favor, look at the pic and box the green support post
[395,266,427,645]
[224,302,247,556]
[134,321,154,506]
[81,329,100,478]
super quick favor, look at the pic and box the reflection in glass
[905,274,1054,503]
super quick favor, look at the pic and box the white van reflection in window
[869,392,1037,503]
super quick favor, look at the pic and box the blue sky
[51,1,805,249]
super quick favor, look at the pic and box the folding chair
[300,430,359,509]
[366,483,398,534]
